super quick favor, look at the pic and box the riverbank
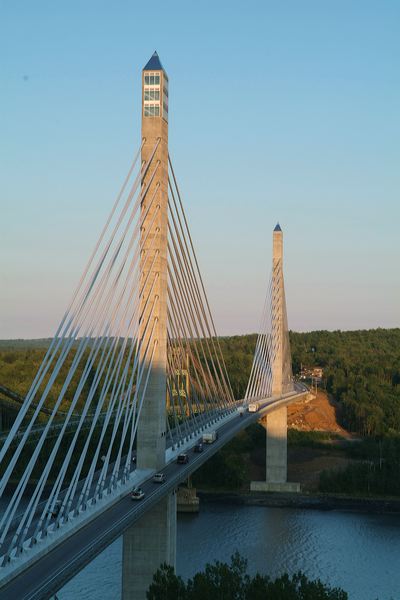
[197,490,400,514]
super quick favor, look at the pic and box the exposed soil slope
[288,390,351,437]
[286,390,357,491]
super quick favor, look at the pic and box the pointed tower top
[143,51,166,73]
[274,223,282,232]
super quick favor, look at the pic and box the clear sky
[1,1,399,338]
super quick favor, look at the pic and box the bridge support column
[251,224,299,493]
[250,408,300,492]
[121,53,177,600]
[122,492,176,600]
[264,409,288,484]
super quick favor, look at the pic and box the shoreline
[197,490,400,514]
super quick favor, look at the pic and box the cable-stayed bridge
[0,52,310,600]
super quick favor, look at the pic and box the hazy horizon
[1,324,399,345]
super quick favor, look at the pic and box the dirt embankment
[286,391,358,492]
[287,389,351,437]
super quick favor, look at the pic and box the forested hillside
[290,329,400,436]
[219,329,400,436]
[1,329,399,436]
[0,340,102,414]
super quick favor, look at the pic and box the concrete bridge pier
[122,493,177,599]
[251,407,300,492]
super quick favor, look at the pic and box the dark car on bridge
[177,453,189,464]
[193,442,203,453]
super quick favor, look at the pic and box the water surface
[56,503,400,600]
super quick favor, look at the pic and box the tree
[147,553,348,600]
[186,552,248,600]
[147,563,186,600]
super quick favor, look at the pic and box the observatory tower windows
[143,70,168,122]
[144,74,160,85]
[144,89,160,101]
[144,104,160,117]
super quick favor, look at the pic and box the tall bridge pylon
[246,224,301,493]
[122,52,173,599]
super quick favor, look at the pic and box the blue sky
[1,0,399,337]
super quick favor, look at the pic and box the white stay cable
[0,141,161,549]
[0,143,149,464]
[1,142,145,460]
[168,183,233,403]
[167,264,216,404]
[0,142,157,474]
[168,210,230,406]
[0,188,145,543]
[167,241,223,405]
[169,155,234,401]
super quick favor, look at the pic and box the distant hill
[0,339,52,349]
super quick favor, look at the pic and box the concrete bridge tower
[251,224,300,493]
[122,52,176,600]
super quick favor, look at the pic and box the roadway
[0,385,308,600]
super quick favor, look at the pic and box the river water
[57,503,400,600]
